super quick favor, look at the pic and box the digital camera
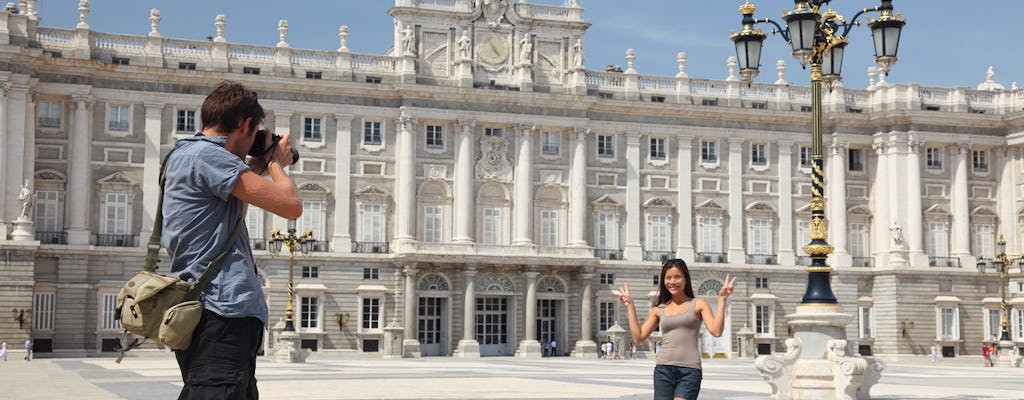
[248,129,299,164]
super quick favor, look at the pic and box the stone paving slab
[2,354,1022,399]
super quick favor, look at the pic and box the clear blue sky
[37,1,1022,90]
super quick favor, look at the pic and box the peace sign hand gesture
[619,284,633,306]
[718,274,737,299]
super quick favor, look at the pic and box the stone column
[828,136,850,267]
[905,137,926,266]
[140,103,164,243]
[0,84,8,238]
[676,137,694,260]
[573,266,597,357]
[727,138,745,263]
[401,263,420,357]
[394,111,417,246]
[518,266,542,358]
[623,132,642,260]
[452,119,476,244]
[4,86,27,224]
[512,124,534,246]
[950,143,971,259]
[886,135,909,267]
[777,140,795,266]
[67,94,94,245]
[456,264,480,357]
[871,140,891,264]
[331,114,353,253]
[567,128,588,247]
[999,148,1018,254]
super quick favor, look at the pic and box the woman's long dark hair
[656,259,695,306]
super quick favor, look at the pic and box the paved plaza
[1,352,1022,400]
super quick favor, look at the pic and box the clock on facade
[476,32,509,65]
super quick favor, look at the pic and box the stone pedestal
[455,339,480,358]
[755,304,884,400]
[517,340,542,358]
[11,218,33,241]
[887,249,908,268]
[515,64,533,92]
[572,340,597,358]
[455,59,473,88]
[274,330,308,363]
[999,341,1021,368]
[383,321,404,358]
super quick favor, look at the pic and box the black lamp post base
[801,271,838,304]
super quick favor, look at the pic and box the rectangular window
[364,121,382,145]
[304,117,323,142]
[649,137,666,160]
[698,217,722,253]
[243,66,260,75]
[108,105,130,132]
[598,92,614,100]
[301,266,319,279]
[701,99,718,106]
[597,135,614,158]
[799,146,812,168]
[974,224,995,259]
[482,207,502,245]
[972,150,988,172]
[35,190,61,233]
[599,301,616,331]
[926,147,942,170]
[927,221,949,258]
[359,203,384,242]
[848,149,864,171]
[597,212,618,250]
[246,206,264,244]
[176,109,196,133]
[33,292,56,331]
[103,192,129,234]
[751,102,767,109]
[700,140,718,163]
[940,308,957,339]
[748,218,772,255]
[298,200,324,241]
[1016,309,1024,340]
[361,297,381,331]
[485,128,502,137]
[751,143,767,166]
[755,277,769,289]
[648,215,670,252]
[423,205,442,243]
[796,220,811,255]
[542,132,559,156]
[305,71,323,79]
[755,305,771,335]
[651,96,666,103]
[425,125,444,149]
[39,101,62,128]
[539,209,558,247]
[101,293,119,331]
[178,62,197,70]
[800,105,812,112]
[849,223,867,258]
[365,76,382,84]
[301,297,319,329]
[988,308,1002,340]
[859,307,874,338]
[363,267,380,280]
[111,57,130,65]
[600,273,615,285]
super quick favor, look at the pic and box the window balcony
[308,240,330,253]
[643,250,674,262]
[747,254,778,265]
[250,237,267,251]
[696,252,728,264]
[353,241,390,254]
[928,257,961,268]
[35,231,67,245]
[95,234,137,247]
[594,248,622,260]
[851,257,875,268]
[39,117,61,128]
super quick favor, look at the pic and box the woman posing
[619,259,736,400]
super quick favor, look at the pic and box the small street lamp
[268,219,315,332]
[976,234,1020,342]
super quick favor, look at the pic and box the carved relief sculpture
[475,136,513,181]
[457,29,471,60]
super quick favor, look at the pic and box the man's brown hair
[201,81,265,134]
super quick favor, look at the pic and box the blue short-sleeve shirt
[161,135,268,326]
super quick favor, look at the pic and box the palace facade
[0,0,1021,361]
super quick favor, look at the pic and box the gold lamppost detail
[977,234,1019,342]
[731,0,904,304]
[268,219,315,332]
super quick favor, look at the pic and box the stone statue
[400,26,416,56]
[17,179,33,220]
[518,33,533,64]
[890,224,904,248]
[572,38,584,68]
[457,29,471,60]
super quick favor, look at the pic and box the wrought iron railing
[250,237,267,251]
[95,234,137,247]
[747,254,778,265]
[928,257,961,268]
[353,241,390,254]
[35,231,67,245]
[696,252,728,264]
[307,240,330,253]
[851,257,875,268]
[643,251,674,262]
[594,248,622,260]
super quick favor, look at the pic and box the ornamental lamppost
[976,234,1019,342]
[268,219,315,332]
[732,1,905,398]
[732,0,904,304]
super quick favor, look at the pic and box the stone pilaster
[66,94,93,245]
[0,83,8,239]
[727,138,745,263]
[828,136,850,267]
[999,147,1018,254]
[676,136,694,260]
[567,128,588,247]
[623,132,642,260]
[4,86,27,225]
[512,124,534,246]
[332,114,353,252]
[871,140,891,266]
[456,264,479,357]
[518,266,542,358]
[139,103,164,243]
[777,140,795,266]
[393,111,417,245]
[573,266,597,357]
[950,143,971,260]
[401,263,420,357]
[905,136,926,266]
[452,119,476,244]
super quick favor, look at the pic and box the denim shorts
[653,364,703,400]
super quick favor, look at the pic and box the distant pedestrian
[543,340,552,357]
[1,341,7,361]
[24,339,32,361]
[989,343,999,367]
[630,343,637,360]
[929,343,938,365]
[983,343,992,367]
[550,339,557,357]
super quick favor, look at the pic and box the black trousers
[175,310,263,400]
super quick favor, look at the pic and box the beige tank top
[654,300,702,369]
